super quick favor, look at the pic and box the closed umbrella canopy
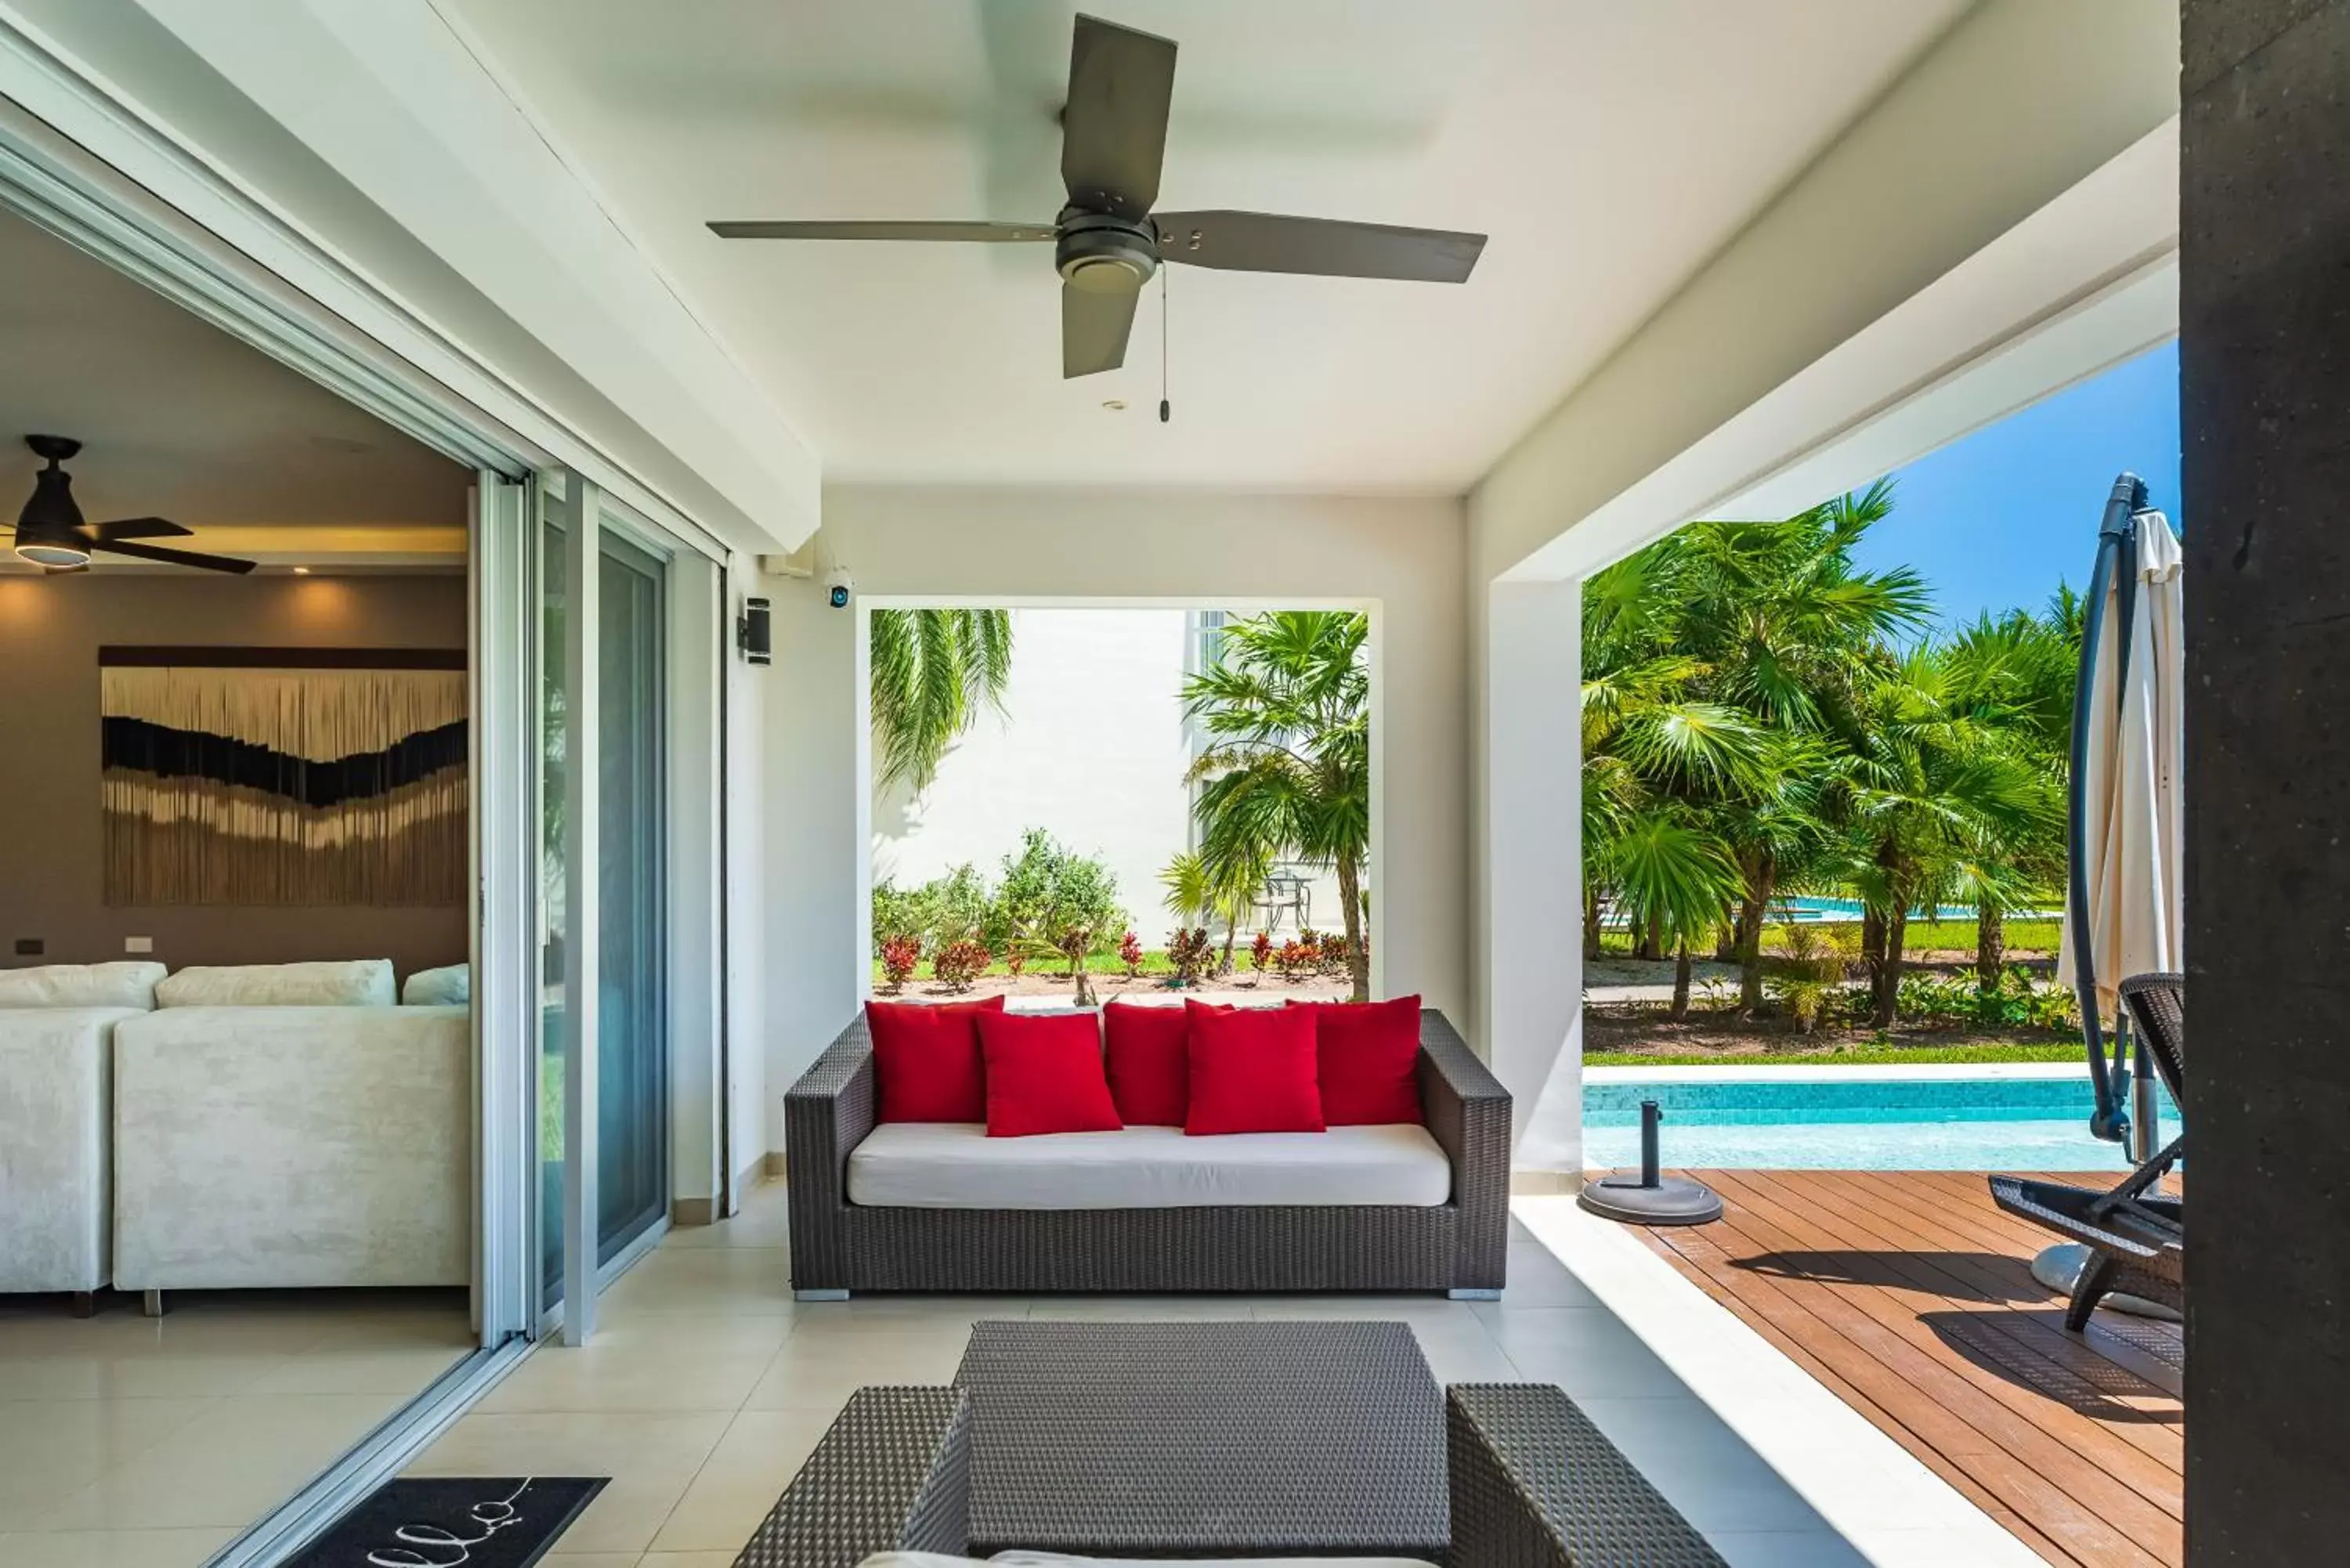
[2058,485,2184,1140]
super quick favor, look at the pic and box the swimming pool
[1582,1066,2178,1171]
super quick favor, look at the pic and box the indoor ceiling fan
[7,435,255,575]
[707,13,1486,378]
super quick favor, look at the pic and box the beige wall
[761,487,1468,1152]
[0,571,468,978]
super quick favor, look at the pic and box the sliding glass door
[597,535,667,1263]
[534,482,671,1333]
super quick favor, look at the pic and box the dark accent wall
[0,572,468,978]
[2181,0,2350,1559]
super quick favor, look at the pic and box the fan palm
[1603,809,1744,1018]
[1184,611,1372,1000]
[1161,847,1271,975]
[870,608,1013,791]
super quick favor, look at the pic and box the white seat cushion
[402,962,472,1006]
[847,1123,1450,1210]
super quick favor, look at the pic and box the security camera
[823,567,855,610]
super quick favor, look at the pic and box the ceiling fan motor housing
[1056,208,1158,294]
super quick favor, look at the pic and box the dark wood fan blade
[1154,211,1485,282]
[95,516,193,540]
[1062,276,1139,378]
[706,220,1056,242]
[96,538,256,574]
[1060,14,1176,219]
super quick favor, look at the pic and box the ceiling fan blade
[94,538,257,575]
[1062,277,1140,378]
[94,516,193,540]
[42,562,89,576]
[1154,211,1485,282]
[1060,14,1176,219]
[706,220,1057,242]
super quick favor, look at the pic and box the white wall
[874,609,1193,935]
[762,488,1466,1156]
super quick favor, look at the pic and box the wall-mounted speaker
[738,596,772,665]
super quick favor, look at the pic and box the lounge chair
[1990,973,2184,1329]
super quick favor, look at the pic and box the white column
[560,475,600,1344]
[666,553,725,1219]
[1483,580,1585,1172]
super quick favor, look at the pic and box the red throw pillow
[866,995,1007,1122]
[1104,1001,1190,1125]
[977,1010,1123,1137]
[1290,995,1425,1125]
[1184,1000,1325,1136]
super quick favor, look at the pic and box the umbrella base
[1578,1171,1723,1226]
[2031,1242,2182,1322]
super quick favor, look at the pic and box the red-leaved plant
[932,939,991,992]
[1249,930,1274,973]
[1118,930,1144,978]
[879,935,921,993]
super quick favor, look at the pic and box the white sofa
[113,1001,471,1302]
[0,963,167,1310]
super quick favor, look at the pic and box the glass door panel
[596,533,667,1263]
[537,516,568,1308]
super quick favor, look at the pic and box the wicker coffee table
[954,1319,1447,1558]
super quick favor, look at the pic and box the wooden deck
[1635,1169,2182,1568]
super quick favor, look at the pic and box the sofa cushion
[0,961,166,1010]
[402,962,472,1006]
[979,1010,1123,1137]
[869,995,1008,1122]
[1290,995,1424,1125]
[846,1122,1448,1209]
[1184,1001,1323,1136]
[156,959,396,1008]
[1103,1000,1188,1126]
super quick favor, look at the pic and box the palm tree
[1160,847,1270,974]
[1604,809,1744,1018]
[1184,611,1372,1000]
[870,608,1013,791]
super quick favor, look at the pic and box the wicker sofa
[736,1382,1726,1568]
[783,1006,1509,1298]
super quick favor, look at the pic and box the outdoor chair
[1990,972,2185,1328]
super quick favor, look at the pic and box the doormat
[287,1477,606,1567]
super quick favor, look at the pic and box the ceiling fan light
[16,539,90,569]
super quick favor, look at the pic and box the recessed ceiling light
[1101,399,1126,411]
[292,565,311,576]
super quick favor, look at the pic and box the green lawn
[1600,916,2061,958]
[872,948,1278,982]
[1585,1041,2084,1068]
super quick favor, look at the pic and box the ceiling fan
[8,435,255,575]
[707,13,1486,378]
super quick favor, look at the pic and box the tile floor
[0,1288,474,1567]
[406,1181,1871,1568]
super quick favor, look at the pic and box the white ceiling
[447,0,1970,493]
[0,208,469,545]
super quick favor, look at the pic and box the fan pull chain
[1159,266,1171,424]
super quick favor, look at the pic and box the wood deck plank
[1632,1169,2183,1568]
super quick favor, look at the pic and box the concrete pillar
[1480,580,1585,1170]
[2181,2,2350,1558]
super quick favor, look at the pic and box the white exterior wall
[873,609,1193,938]
[765,489,1466,1158]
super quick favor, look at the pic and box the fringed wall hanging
[98,647,468,906]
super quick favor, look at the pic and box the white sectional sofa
[0,962,166,1311]
[113,959,471,1308]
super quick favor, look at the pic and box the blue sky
[1852,341,2181,630]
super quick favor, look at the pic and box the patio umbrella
[2058,474,2185,1142]
[2037,475,2183,1318]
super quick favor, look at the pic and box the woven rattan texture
[784,1009,1509,1294]
[1447,1384,1725,1568]
[735,1386,971,1568]
[954,1318,1447,1556]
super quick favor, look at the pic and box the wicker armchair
[736,1384,1726,1568]
[1990,973,2185,1328]
[784,1006,1510,1297]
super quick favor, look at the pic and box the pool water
[1582,1072,2179,1172]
